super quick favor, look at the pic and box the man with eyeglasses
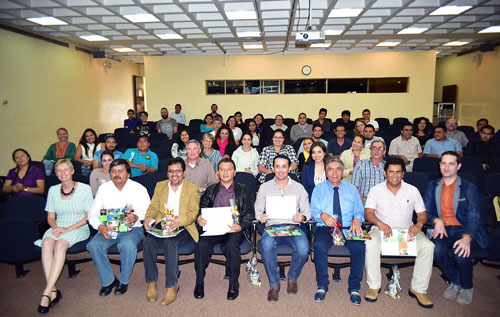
[194,158,255,301]
[352,140,387,203]
[143,157,200,305]
[464,124,498,171]
[445,118,469,148]
[290,112,312,143]
[388,123,422,172]
[183,140,217,194]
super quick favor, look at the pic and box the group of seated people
[0,105,495,313]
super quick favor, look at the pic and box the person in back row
[388,123,422,172]
[124,109,140,129]
[122,135,158,177]
[156,107,178,139]
[92,134,123,169]
[362,109,379,131]
[313,108,331,133]
[169,104,186,125]
[445,118,468,149]
[290,113,312,143]
[335,110,355,132]
[135,111,156,137]
[74,128,102,177]
[327,123,352,158]
[423,125,463,158]
[42,127,76,176]
[297,123,328,154]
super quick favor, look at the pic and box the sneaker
[456,288,473,305]
[443,283,461,300]
[350,291,361,305]
[314,288,326,302]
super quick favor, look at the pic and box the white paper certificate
[201,207,233,236]
[380,228,417,256]
[265,196,296,220]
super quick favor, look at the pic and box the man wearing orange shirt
[423,151,488,305]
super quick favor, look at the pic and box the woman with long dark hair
[301,142,328,200]
[171,128,190,159]
[74,128,102,176]
[2,148,45,196]
[213,125,237,158]
[414,117,432,148]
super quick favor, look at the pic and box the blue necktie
[333,187,342,227]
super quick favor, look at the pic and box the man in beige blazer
[143,157,200,305]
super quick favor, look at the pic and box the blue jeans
[432,226,473,289]
[87,227,144,286]
[259,226,309,287]
[42,160,54,176]
[313,226,365,293]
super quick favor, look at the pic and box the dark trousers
[313,226,365,293]
[194,232,244,286]
[143,230,190,288]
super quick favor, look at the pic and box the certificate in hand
[201,207,233,236]
[265,196,296,220]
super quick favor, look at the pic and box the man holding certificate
[364,157,435,308]
[194,158,255,301]
[310,157,365,305]
[142,157,200,305]
[255,155,310,302]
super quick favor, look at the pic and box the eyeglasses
[167,169,183,174]
[371,146,384,151]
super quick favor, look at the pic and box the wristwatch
[23,187,28,192]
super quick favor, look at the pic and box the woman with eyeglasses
[257,129,298,183]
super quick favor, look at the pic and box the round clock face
[302,65,312,75]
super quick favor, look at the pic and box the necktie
[333,187,342,227]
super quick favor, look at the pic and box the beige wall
[145,51,436,125]
[435,46,500,128]
[0,29,140,171]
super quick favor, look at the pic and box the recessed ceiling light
[479,25,500,33]
[329,8,363,18]
[79,35,109,41]
[156,33,183,40]
[27,17,67,26]
[444,41,469,46]
[323,29,343,35]
[310,43,331,48]
[430,6,472,16]
[123,14,159,23]
[237,31,261,37]
[398,27,428,35]
[376,41,400,47]
[113,48,136,53]
[226,11,257,20]
[243,43,263,49]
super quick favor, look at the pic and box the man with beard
[156,107,178,139]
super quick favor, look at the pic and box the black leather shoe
[37,295,51,314]
[194,283,204,299]
[114,282,128,295]
[50,290,62,307]
[227,284,239,300]
[99,278,118,297]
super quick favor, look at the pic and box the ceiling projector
[295,30,325,47]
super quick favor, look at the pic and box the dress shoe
[161,285,179,305]
[267,285,280,303]
[287,279,298,294]
[364,288,380,302]
[50,290,62,307]
[350,291,362,305]
[314,288,326,302]
[227,284,239,300]
[37,295,51,314]
[194,283,204,299]
[409,289,433,308]
[114,282,128,295]
[99,278,118,296]
[146,282,157,302]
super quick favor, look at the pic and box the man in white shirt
[169,103,186,125]
[362,109,379,131]
[388,123,422,171]
[363,125,383,149]
[363,157,434,308]
[87,159,150,297]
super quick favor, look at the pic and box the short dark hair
[341,110,351,117]
[100,150,114,161]
[335,123,346,131]
[161,107,167,111]
[364,124,375,131]
[435,124,446,132]
[175,103,181,109]
[298,112,307,118]
[234,111,242,116]
[440,151,461,165]
[127,109,135,113]
[273,154,290,167]
[477,118,488,125]
[401,123,413,130]
[319,108,327,114]
[312,123,323,131]
[110,159,131,175]
[167,157,186,172]
[362,109,370,114]
[481,125,495,133]
[218,158,236,170]
[384,157,406,173]
[141,111,149,117]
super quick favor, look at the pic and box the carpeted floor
[1,254,499,317]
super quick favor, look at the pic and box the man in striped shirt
[352,140,386,203]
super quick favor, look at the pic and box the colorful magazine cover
[380,228,417,256]
[342,229,372,241]
[100,207,133,233]
[265,225,302,237]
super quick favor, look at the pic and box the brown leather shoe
[161,285,179,306]
[287,279,298,294]
[146,282,157,302]
[364,288,380,302]
[267,285,280,302]
[409,288,433,308]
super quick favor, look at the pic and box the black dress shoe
[37,295,51,314]
[99,278,118,296]
[114,282,128,295]
[227,284,239,300]
[50,290,62,307]
[194,283,204,299]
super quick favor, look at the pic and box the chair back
[132,172,168,198]
[403,172,429,197]
[3,195,46,220]
[413,157,440,173]
[0,218,41,262]
[235,172,258,195]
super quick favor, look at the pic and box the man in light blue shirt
[92,134,123,169]
[311,157,365,305]
[423,125,463,158]
[123,135,158,177]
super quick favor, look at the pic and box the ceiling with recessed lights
[1,0,499,64]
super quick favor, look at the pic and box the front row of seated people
[32,149,486,313]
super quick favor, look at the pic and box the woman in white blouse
[74,128,102,176]
[227,116,242,145]
[232,132,259,177]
